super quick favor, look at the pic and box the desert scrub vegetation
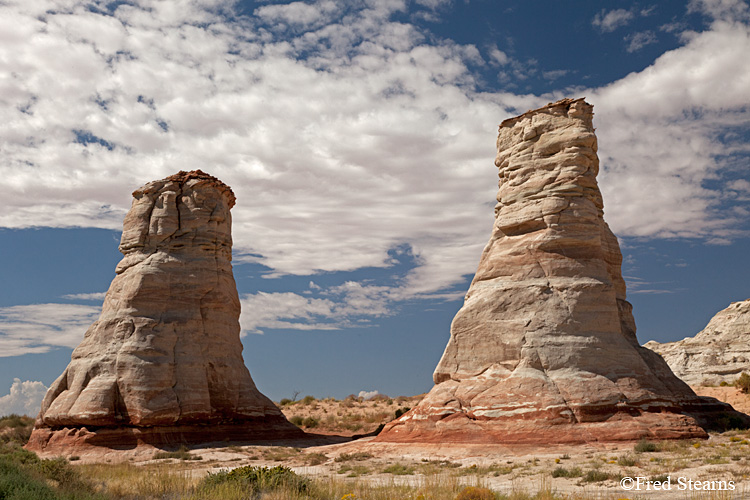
[0,442,105,500]
[551,466,582,478]
[736,372,750,393]
[202,464,309,494]
[0,414,34,444]
[634,439,660,453]
[334,452,373,462]
[381,462,416,475]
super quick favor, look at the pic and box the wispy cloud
[625,30,658,52]
[592,8,636,32]
[0,304,100,356]
[61,292,107,301]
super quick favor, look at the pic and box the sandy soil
[695,386,750,414]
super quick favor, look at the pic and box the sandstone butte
[376,98,749,445]
[26,170,302,456]
[646,299,750,386]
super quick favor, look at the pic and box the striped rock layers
[377,99,747,444]
[26,170,301,455]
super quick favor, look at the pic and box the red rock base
[25,417,306,457]
[376,397,749,445]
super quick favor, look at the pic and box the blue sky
[1,0,749,414]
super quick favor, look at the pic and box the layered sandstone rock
[646,299,750,386]
[377,99,748,445]
[27,170,301,455]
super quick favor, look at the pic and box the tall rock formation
[377,99,748,444]
[646,299,750,386]
[26,170,302,455]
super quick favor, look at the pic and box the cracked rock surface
[646,299,750,386]
[377,99,748,445]
[26,170,301,455]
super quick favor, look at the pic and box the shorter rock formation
[376,99,749,445]
[26,170,302,456]
[646,299,750,386]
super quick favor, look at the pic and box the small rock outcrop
[646,299,750,386]
[377,99,748,445]
[26,170,302,455]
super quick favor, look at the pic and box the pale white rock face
[27,171,299,454]
[646,299,750,386]
[377,99,746,445]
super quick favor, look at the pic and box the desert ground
[3,387,750,499]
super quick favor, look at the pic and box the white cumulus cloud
[358,390,380,400]
[0,378,48,417]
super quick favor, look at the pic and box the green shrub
[302,416,319,428]
[0,415,33,429]
[301,395,316,405]
[334,452,373,462]
[394,407,411,418]
[551,466,582,478]
[455,485,495,500]
[289,415,304,426]
[0,415,34,445]
[305,452,327,465]
[736,373,750,393]
[202,465,308,493]
[582,469,612,483]
[279,398,293,406]
[711,412,749,432]
[0,444,101,500]
[617,454,637,466]
[34,457,81,488]
[382,463,414,475]
[634,439,659,453]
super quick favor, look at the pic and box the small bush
[337,464,371,477]
[34,457,82,488]
[582,469,612,483]
[455,485,495,500]
[712,412,749,432]
[0,445,100,500]
[720,381,730,387]
[302,416,319,428]
[301,395,316,405]
[617,454,637,466]
[289,415,304,426]
[382,463,414,475]
[335,452,373,462]
[634,439,659,453]
[736,373,750,393]
[203,465,308,493]
[279,398,293,406]
[551,466,582,478]
[305,452,327,465]
[394,407,411,418]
